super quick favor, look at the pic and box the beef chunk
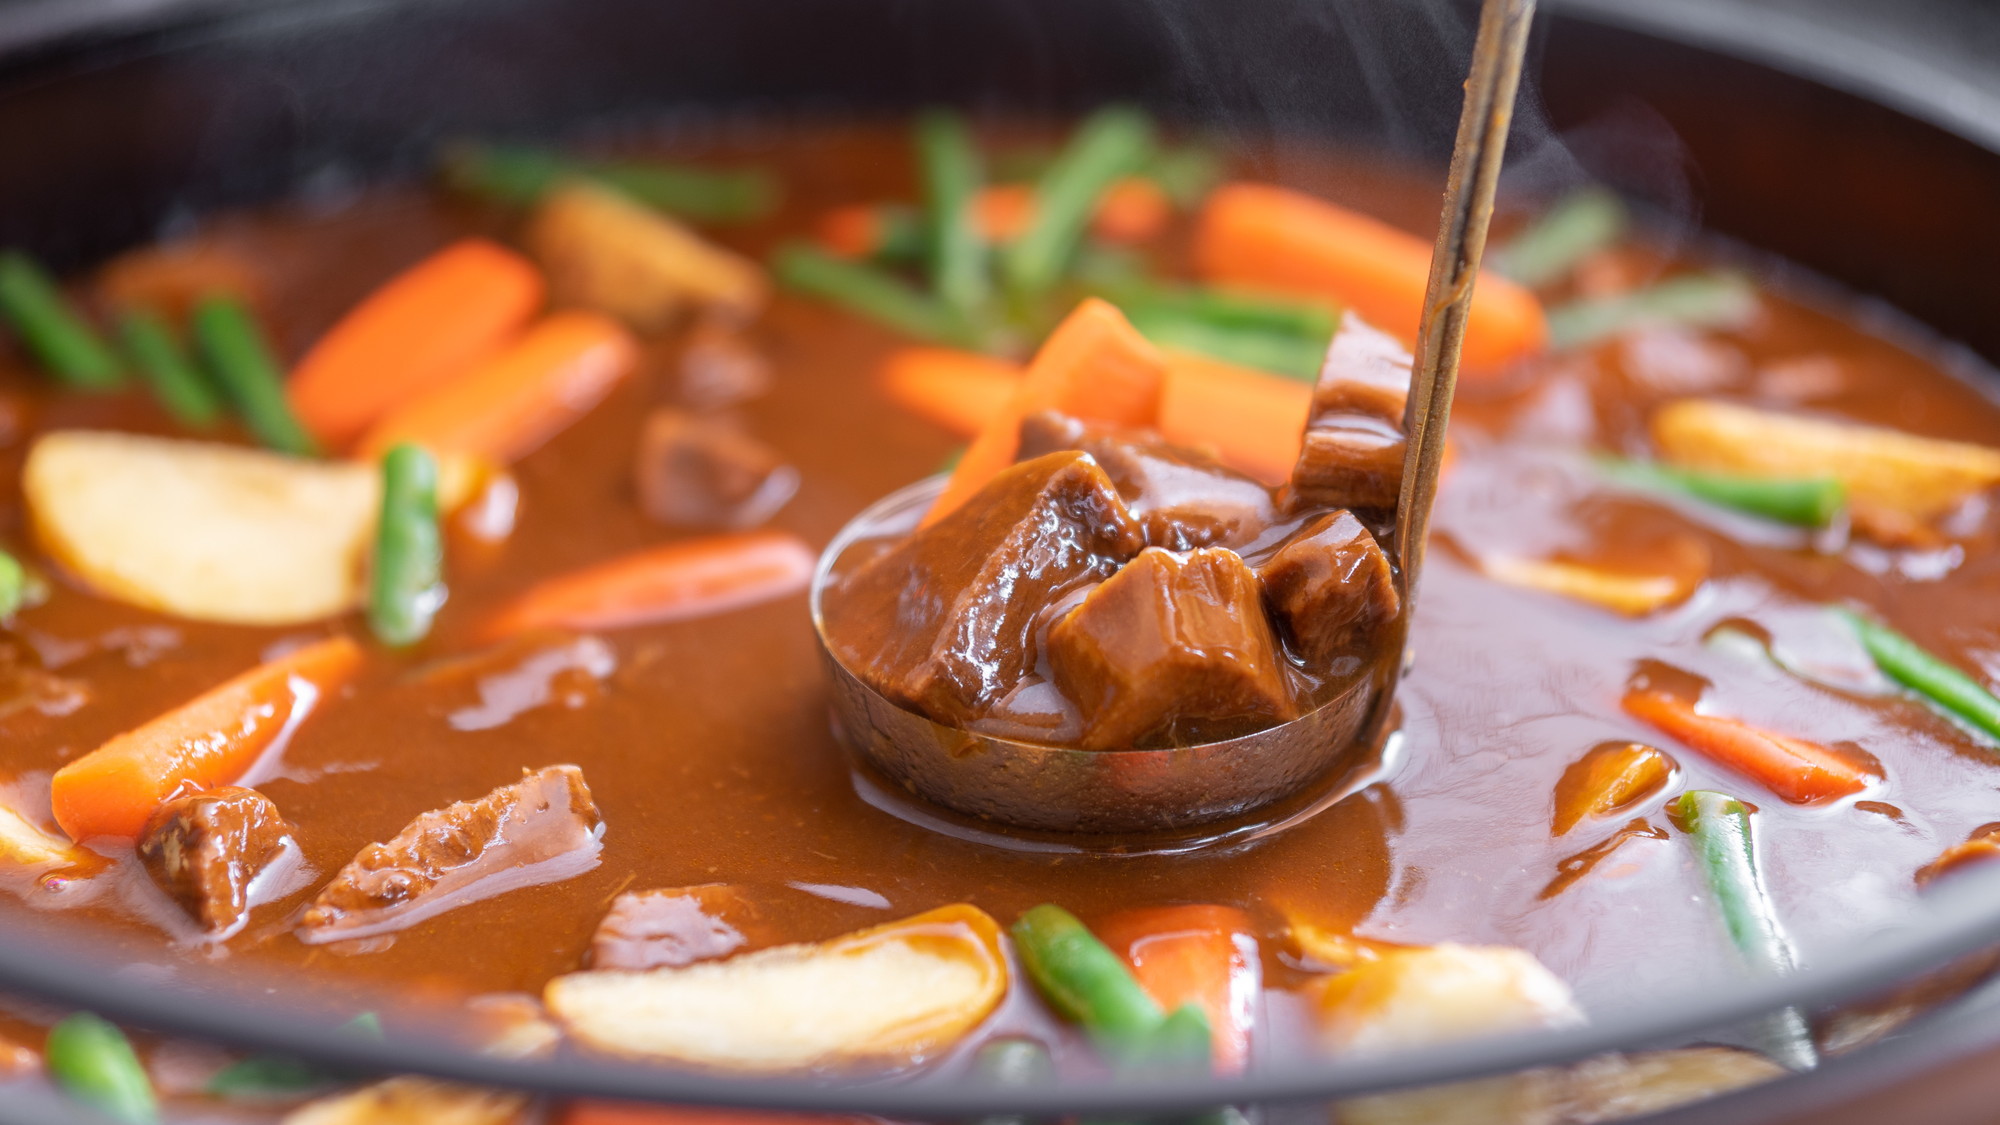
[634,408,798,530]
[823,451,1144,726]
[137,786,297,938]
[1291,315,1414,510]
[1048,547,1298,749]
[589,884,776,970]
[1018,411,1277,550]
[298,765,604,944]
[1260,511,1401,666]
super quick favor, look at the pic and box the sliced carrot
[1157,349,1311,486]
[1095,904,1260,1075]
[975,183,1037,244]
[50,636,363,841]
[1194,183,1546,374]
[879,347,1023,437]
[924,298,1166,525]
[1621,688,1871,805]
[97,241,265,319]
[563,1104,870,1125]
[482,531,817,640]
[1092,176,1173,243]
[356,311,638,464]
[288,239,545,448]
[815,204,890,260]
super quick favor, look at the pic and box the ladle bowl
[809,476,1400,835]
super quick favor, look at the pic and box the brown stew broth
[0,122,1993,1055]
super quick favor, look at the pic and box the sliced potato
[1312,944,1584,1054]
[0,802,94,872]
[545,903,1006,1071]
[1653,399,2000,524]
[283,1077,525,1125]
[25,432,485,626]
[528,181,766,330]
[1480,556,1697,616]
[1338,1048,1783,1125]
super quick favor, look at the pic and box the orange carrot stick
[356,311,638,464]
[288,239,545,448]
[1094,904,1260,1075]
[974,183,1037,244]
[1621,688,1871,805]
[50,636,363,841]
[1157,350,1312,486]
[815,204,892,260]
[1091,176,1173,243]
[482,531,817,640]
[563,1104,869,1125]
[925,298,1165,525]
[879,347,1023,437]
[1194,183,1546,374]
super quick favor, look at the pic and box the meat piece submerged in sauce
[297,765,604,944]
[1261,511,1401,666]
[1049,546,1299,749]
[634,408,798,530]
[822,450,1143,725]
[589,884,775,971]
[1290,314,1415,511]
[1018,411,1277,550]
[136,786,298,937]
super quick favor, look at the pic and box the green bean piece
[1123,308,1326,382]
[1841,609,2000,742]
[865,206,930,263]
[1669,791,1818,1072]
[1011,904,1164,1058]
[0,549,28,620]
[1101,279,1338,341]
[440,143,778,222]
[1001,108,1155,303]
[46,1013,158,1124]
[968,1036,1056,1125]
[1147,145,1224,209]
[116,308,224,428]
[916,111,991,318]
[368,444,445,648]
[205,1055,332,1099]
[0,252,123,389]
[1133,1003,1213,1071]
[1547,272,1757,350]
[190,295,317,456]
[773,244,985,349]
[1597,457,1844,527]
[1493,187,1629,288]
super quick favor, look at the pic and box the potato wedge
[1312,944,1584,1053]
[1480,556,1696,617]
[284,1077,525,1125]
[528,181,766,330]
[545,903,1007,1071]
[0,802,95,872]
[1338,1048,1783,1125]
[1653,399,2000,524]
[26,432,485,626]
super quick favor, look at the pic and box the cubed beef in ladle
[1291,314,1415,511]
[1260,511,1400,666]
[1018,410,1278,551]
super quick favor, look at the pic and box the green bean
[1002,108,1155,303]
[1123,307,1326,382]
[205,1055,331,1099]
[1133,1003,1213,1070]
[440,143,779,222]
[46,1012,157,1124]
[1597,457,1844,527]
[863,206,929,264]
[1147,145,1223,209]
[916,111,991,318]
[1493,187,1629,288]
[1011,904,1164,1058]
[773,244,985,348]
[1841,609,2000,742]
[190,295,317,456]
[968,1036,1055,1125]
[368,444,445,648]
[116,308,223,428]
[1670,791,1818,1072]
[1100,279,1338,341]
[0,549,28,620]
[0,252,123,389]
[1547,272,1757,350]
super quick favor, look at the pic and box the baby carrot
[356,311,638,464]
[288,239,545,448]
[50,635,363,840]
[1156,350,1311,486]
[1193,182,1546,374]
[481,531,816,640]
[878,347,1022,437]
[1621,688,1870,805]
[1094,904,1260,1075]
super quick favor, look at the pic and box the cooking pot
[2,0,1999,1121]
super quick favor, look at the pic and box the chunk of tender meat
[590,884,777,971]
[137,786,297,938]
[823,451,1144,726]
[1018,411,1277,550]
[635,408,798,530]
[1259,511,1400,666]
[1048,547,1298,749]
[1290,315,1413,510]
[297,766,603,944]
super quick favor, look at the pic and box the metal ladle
[809,0,1538,840]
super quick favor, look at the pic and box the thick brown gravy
[1,121,1999,1097]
